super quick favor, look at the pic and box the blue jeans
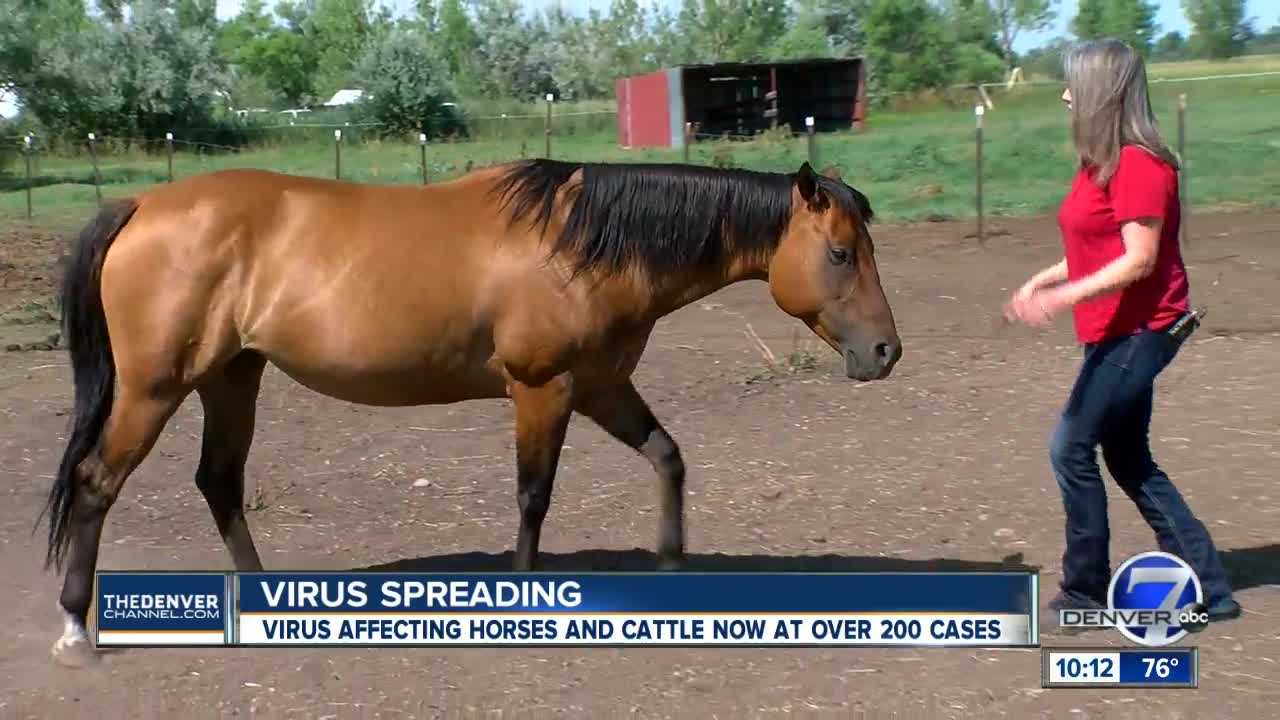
[1049,327,1234,610]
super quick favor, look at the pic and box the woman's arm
[1006,146,1172,327]
[1048,218,1160,307]
[1019,258,1069,297]
[1006,219,1160,326]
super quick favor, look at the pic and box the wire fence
[3,70,1278,231]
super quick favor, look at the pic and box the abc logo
[1179,602,1209,634]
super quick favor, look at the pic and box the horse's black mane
[490,158,873,277]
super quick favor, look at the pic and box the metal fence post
[974,105,985,245]
[88,132,102,206]
[334,129,342,179]
[23,134,33,220]
[1177,94,1188,249]
[419,132,428,184]
[805,116,816,165]
[544,93,554,159]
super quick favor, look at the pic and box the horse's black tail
[39,198,139,571]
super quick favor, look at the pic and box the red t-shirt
[1056,144,1189,344]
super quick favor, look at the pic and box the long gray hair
[1063,39,1179,186]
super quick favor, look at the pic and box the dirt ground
[1,210,1277,719]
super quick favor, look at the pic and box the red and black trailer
[614,58,868,149]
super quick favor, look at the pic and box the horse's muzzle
[845,338,901,381]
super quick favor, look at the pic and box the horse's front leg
[509,376,574,571]
[575,381,686,570]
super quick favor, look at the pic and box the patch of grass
[1147,54,1280,79]
[745,349,821,385]
[0,299,57,327]
[741,325,824,385]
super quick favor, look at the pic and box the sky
[213,0,1280,54]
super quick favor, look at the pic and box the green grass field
[1147,53,1280,78]
[4,59,1279,231]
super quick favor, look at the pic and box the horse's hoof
[51,635,98,668]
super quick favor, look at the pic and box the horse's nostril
[874,340,902,368]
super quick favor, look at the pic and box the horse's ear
[795,162,825,208]
[820,165,842,181]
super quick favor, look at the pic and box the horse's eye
[828,247,850,265]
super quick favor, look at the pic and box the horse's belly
[266,357,509,406]
[250,320,509,406]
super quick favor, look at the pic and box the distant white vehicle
[0,88,20,119]
[324,89,365,107]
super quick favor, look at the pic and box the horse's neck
[649,253,770,319]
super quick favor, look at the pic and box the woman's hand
[1005,258,1069,326]
[1005,286,1073,327]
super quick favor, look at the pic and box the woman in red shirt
[1005,39,1240,625]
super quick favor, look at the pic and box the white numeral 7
[1127,567,1194,614]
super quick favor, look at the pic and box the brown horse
[38,158,901,665]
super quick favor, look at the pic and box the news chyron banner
[96,571,1039,648]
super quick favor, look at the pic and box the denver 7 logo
[1109,552,1204,646]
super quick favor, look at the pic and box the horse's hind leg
[194,351,268,572]
[575,381,686,570]
[54,387,186,667]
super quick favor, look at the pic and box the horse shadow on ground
[356,548,1037,574]
[1221,544,1280,592]
[358,544,1280,594]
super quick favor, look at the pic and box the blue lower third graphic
[231,571,1039,647]
[96,572,230,646]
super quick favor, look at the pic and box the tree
[1071,0,1106,38]
[1072,0,1159,55]
[353,28,462,137]
[238,27,320,107]
[942,0,1007,82]
[469,0,545,99]
[103,0,232,140]
[946,0,1002,57]
[306,0,379,97]
[5,0,230,143]
[437,0,479,80]
[174,0,218,32]
[1183,0,1253,59]
[0,0,113,144]
[864,0,959,93]
[806,0,868,57]
[769,8,834,59]
[989,0,1057,69]
[0,0,90,97]
[1152,30,1189,60]
[1245,21,1280,54]
[1020,35,1073,79]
